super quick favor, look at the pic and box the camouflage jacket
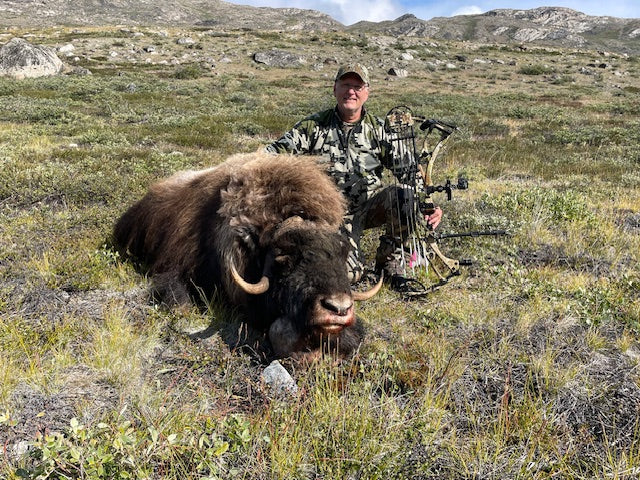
[266,107,401,209]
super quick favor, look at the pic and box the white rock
[261,360,298,396]
[58,43,75,53]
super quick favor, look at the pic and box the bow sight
[383,105,506,298]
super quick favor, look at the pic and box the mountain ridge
[347,7,639,54]
[0,2,638,54]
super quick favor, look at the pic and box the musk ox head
[230,215,381,357]
[113,152,381,358]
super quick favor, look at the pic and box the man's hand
[426,206,442,230]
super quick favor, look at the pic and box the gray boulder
[0,38,63,79]
[261,360,298,397]
[253,49,305,68]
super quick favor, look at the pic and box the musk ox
[113,152,381,357]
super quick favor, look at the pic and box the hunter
[266,63,442,290]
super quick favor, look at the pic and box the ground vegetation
[1,26,639,479]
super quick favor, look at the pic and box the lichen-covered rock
[253,49,305,68]
[0,37,63,79]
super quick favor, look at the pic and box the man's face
[333,73,369,118]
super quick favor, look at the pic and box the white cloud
[451,5,483,17]
[332,0,403,24]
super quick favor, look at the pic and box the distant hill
[1,1,638,54]
[349,7,640,55]
[0,0,342,32]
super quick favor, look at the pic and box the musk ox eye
[274,254,293,270]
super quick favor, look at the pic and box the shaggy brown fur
[113,152,363,357]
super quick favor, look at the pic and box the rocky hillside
[0,0,342,31]
[0,1,638,54]
[349,7,640,55]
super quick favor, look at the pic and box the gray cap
[335,63,370,84]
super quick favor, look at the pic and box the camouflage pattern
[266,107,394,208]
[335,63,370,84]
[267,107,417,283]
[341,185,416,283]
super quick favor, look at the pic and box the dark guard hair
[113,152,381,358]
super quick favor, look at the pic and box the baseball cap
[335,63,370,85]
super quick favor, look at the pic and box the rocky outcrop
[348,8,640,55]
[0,38,63,79]
[253,49,306,68]
[0,2,638,54]
[0,0,343,32]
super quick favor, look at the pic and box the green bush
[518,64,554,75]
[172,64,207,79]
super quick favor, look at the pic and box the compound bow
[384,105,506,298]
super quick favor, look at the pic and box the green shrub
[518,64,554,75]
[13,415,253,479]
[172,64,207,79]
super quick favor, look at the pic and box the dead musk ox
[113,152,381,357]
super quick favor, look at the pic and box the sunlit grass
[82,304,159,388]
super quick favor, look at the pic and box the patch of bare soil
[1,365,119,454]
[554,350,640,461]
[616,209,640,233]
[518,243,631,278]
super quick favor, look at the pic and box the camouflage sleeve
[265,118,316,155]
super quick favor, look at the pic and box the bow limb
[425,233,460,281]
[416,128,460,284]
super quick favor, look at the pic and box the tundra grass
[1,26,640,479]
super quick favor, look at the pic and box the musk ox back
[113,152,380,357]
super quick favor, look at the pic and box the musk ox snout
[312,293,356,333]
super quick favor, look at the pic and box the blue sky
[228,0,640,25]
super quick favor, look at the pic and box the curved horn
[230,262,270,295]
[351,273,384,301]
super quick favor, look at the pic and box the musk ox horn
[278,215,304,231]
[230,262,270,295]
[351,273,384,301]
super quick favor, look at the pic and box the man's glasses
[337,82,368,93]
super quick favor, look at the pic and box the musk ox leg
[151,271,192,306]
